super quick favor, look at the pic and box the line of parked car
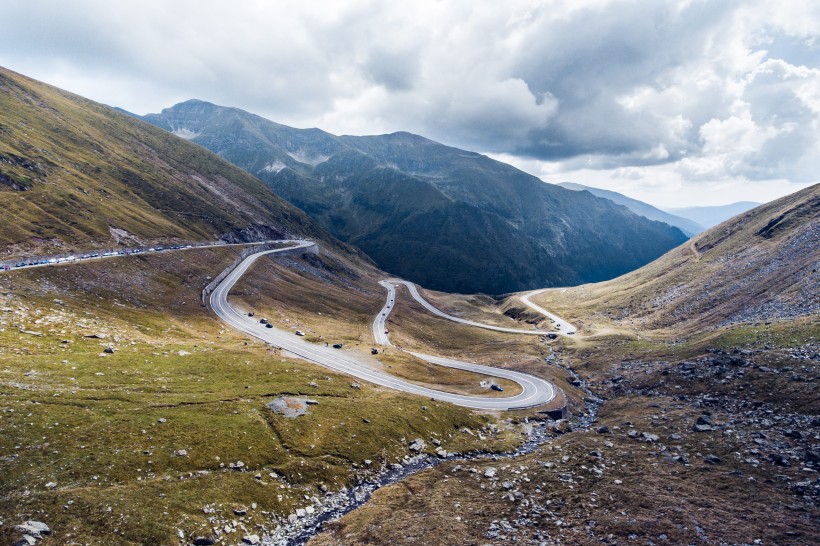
[1,243,198,270]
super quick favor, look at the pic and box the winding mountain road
[211,242,574,410]
[1,238,570,410]
[374,280,575,338]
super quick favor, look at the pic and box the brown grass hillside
[529,183,819,336]
[0,66,331,259]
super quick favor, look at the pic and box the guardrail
[201,241,318,307]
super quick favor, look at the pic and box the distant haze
[1,0,818,207]
[665,202,762,229]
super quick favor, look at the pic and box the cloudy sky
[2,0,818,207]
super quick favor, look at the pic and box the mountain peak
[142,102,688,293]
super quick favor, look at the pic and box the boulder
[14,521,50,539]
[696,415,713,426]
[640,432,659,442]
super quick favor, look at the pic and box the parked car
[265,323,273,329]
[248,312,254,317]
[259,318,268,324]
[332,343,343,349]
[295,330,305,336]
[491,384,504,392]
[371,348,379,355]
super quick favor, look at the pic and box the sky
[1,0,818,207]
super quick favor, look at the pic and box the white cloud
[0,0,817,205]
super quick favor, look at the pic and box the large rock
[409,438,426,452]
[14,521,50,539]
[266,397,309,418]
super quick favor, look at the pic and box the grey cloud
[0,0,817,196]
[501,0,738,161]
[364,48,419,91]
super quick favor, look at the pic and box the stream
[271,363,604,546]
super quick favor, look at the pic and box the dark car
[248,312,255,317]
[265,323,273,329]
[490,384,504,392]
[259,318,268,324]
[332,343,343,349]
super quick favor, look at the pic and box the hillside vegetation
[309,186,820,546]
[529,183,819,336]
[0,68,329,260]
[143,100,688,294]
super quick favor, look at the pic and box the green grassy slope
[0,67,328,259]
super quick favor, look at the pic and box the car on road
[265,323,273,329]
[332,343,343,349]
[259,318,268,324]
[295,330,305,336]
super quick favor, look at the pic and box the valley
[0,64,817,546]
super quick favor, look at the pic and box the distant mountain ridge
[142,100,688,294]
[557,182,704,236]
[665,202,761,229]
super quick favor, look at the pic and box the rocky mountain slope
[0,68,333,260]
[142,100,688,294]
[558,181,703,236]
[531,183,819,335]
[308,188,819,546]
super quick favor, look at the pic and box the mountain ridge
[0,68,342,260]
[530,183,819,334]
[665,201,761,229]
[143,100,689,294]
[557,181,704,236]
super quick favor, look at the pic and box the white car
[295,330,305,336]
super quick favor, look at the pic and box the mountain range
[664,201,761,229]
[141,100,688,294]
[541,183,819,333]
[557,182,704,236]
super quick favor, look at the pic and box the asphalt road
[2,238,568,411]
[520,289,577,335]
[212,243,565,410]
[0,240,273,272]
[376,279,574,337]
